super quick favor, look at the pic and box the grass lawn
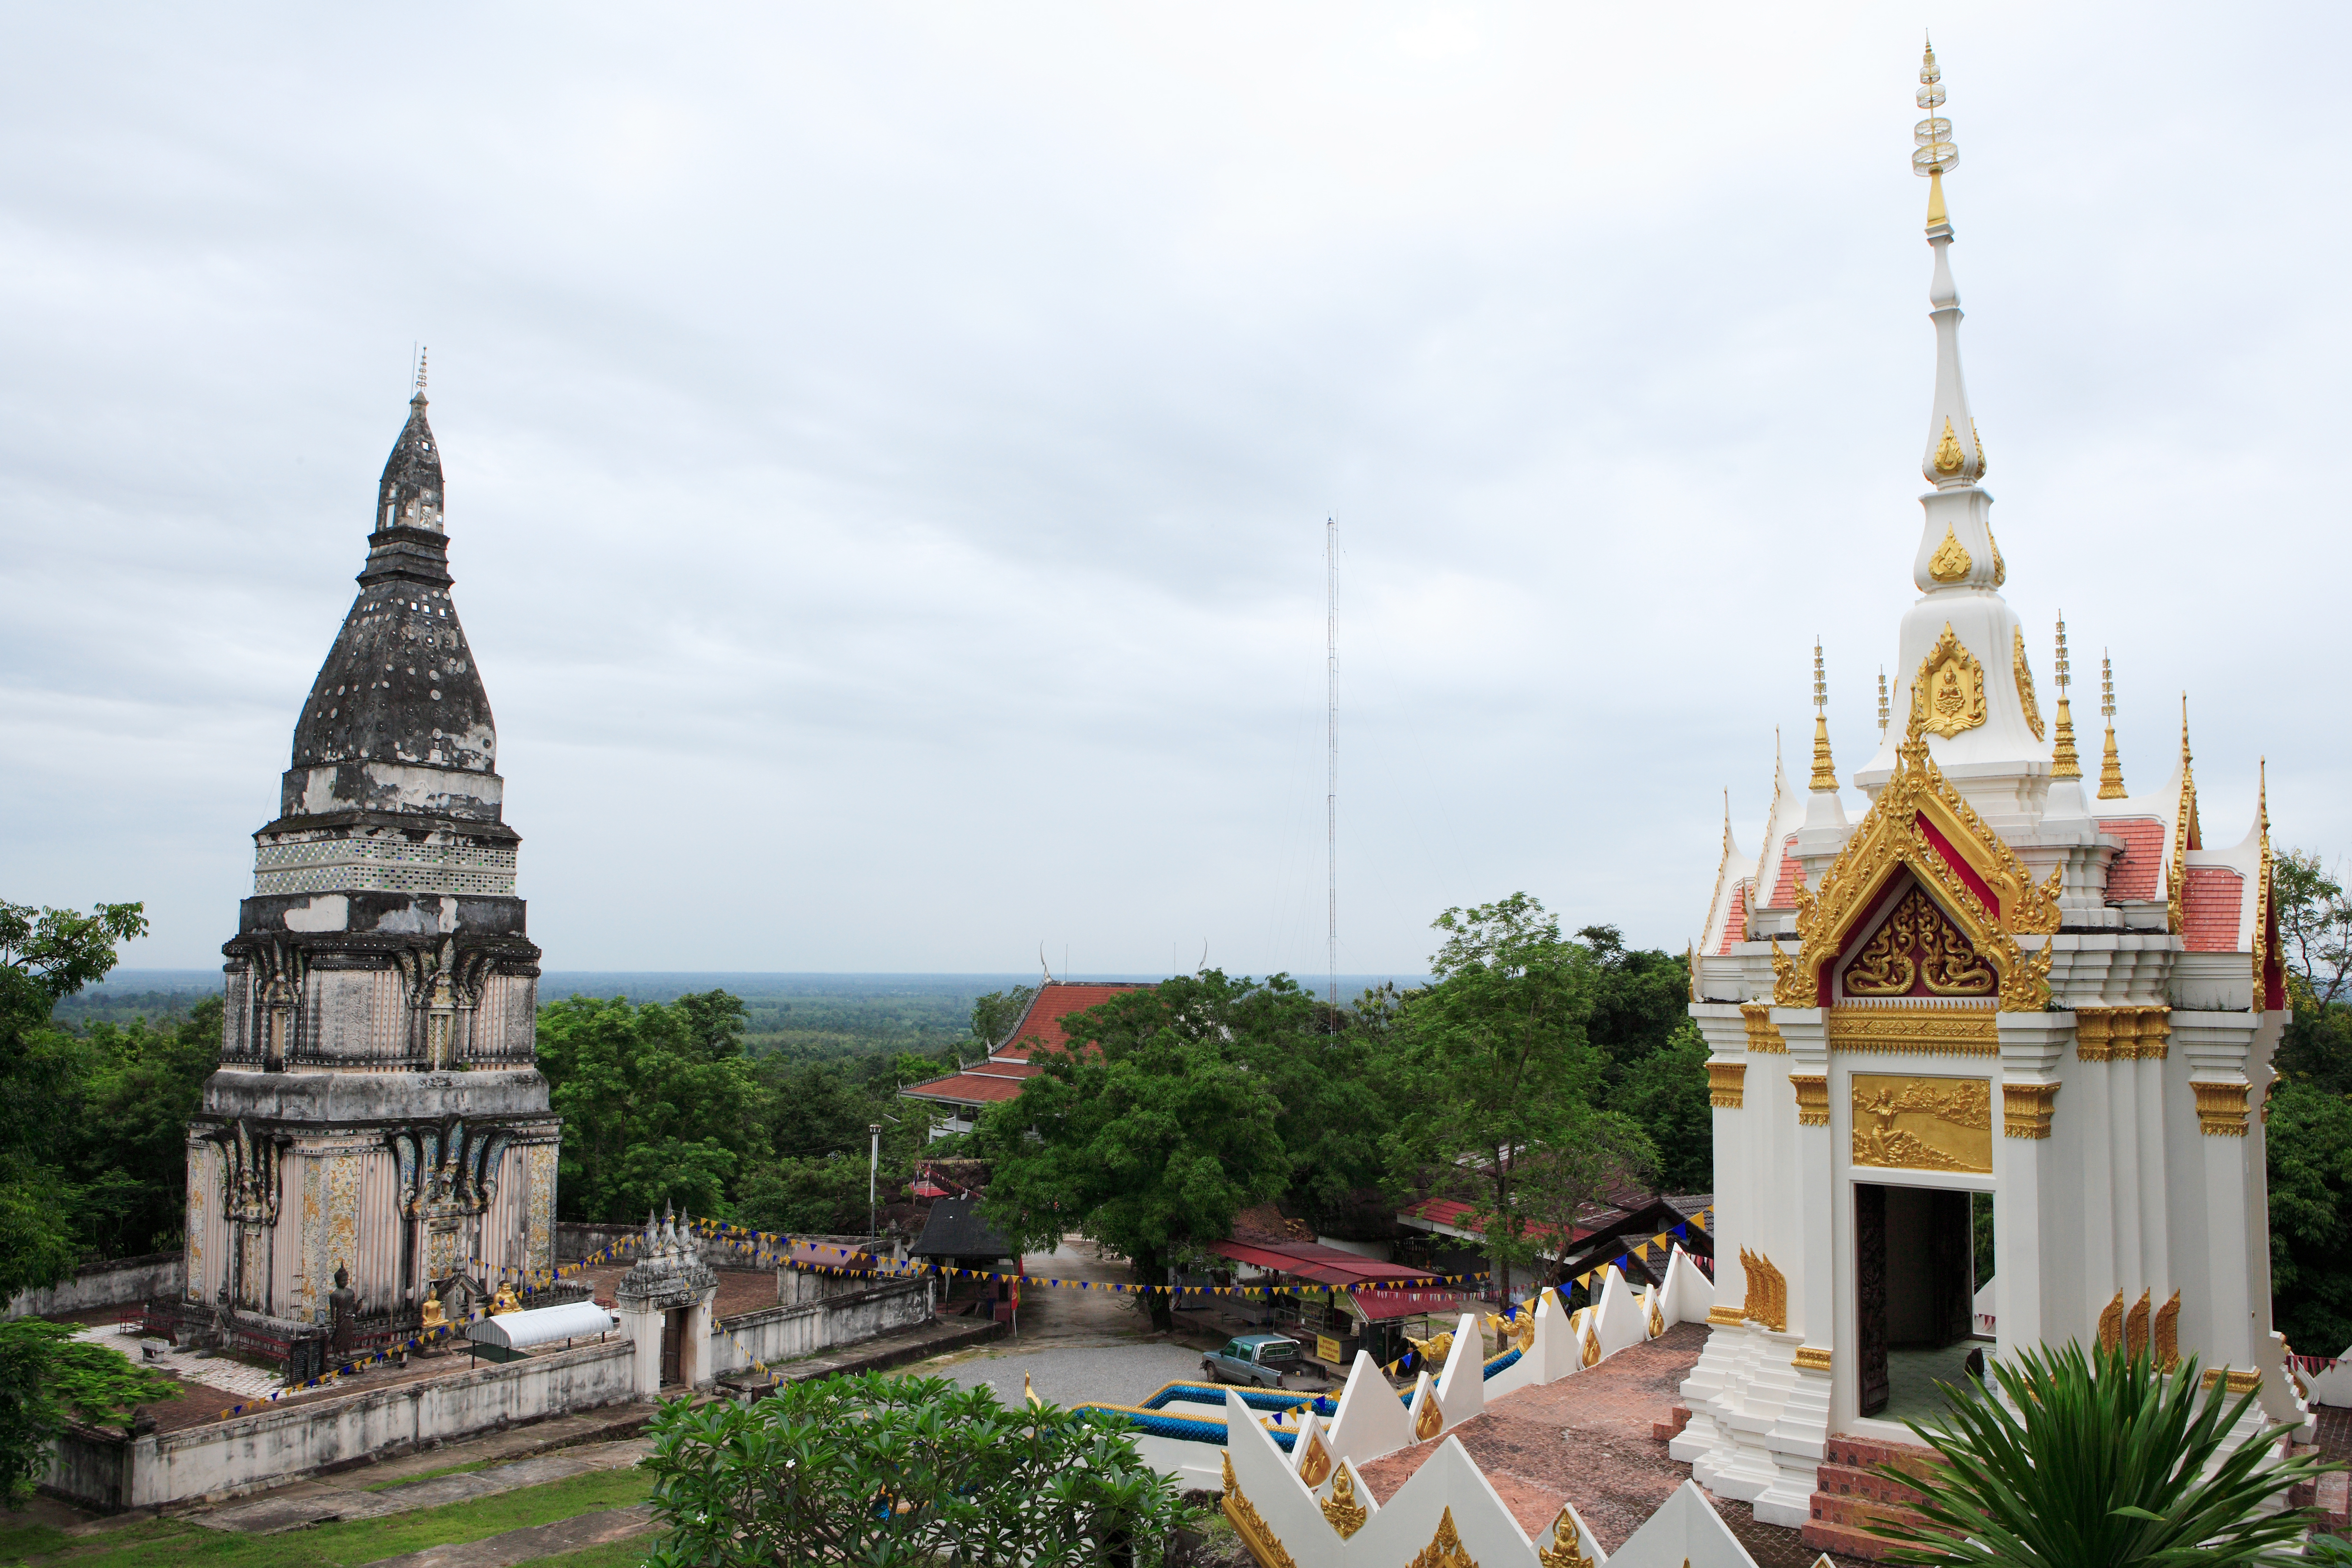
[357,1460,492,1493]
[0,1466,651,1568]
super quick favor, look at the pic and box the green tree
[641,1370,1180,1567]
[1384,893,1604,1301]
[0,900,148,1298]
[977,972,1292,1331]
[969,985,1037,1051]
[1517,1107,1659,1284]
[535,991,770,1221]
[2265,848,2352,1349]
[2267,1078,2352,1354]
[0,1319,179,1508]
[1610,1021,1713,1193]
[65,997,221,1258]
[1870,1338,2326,1568]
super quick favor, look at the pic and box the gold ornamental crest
[1912,623,1987,739]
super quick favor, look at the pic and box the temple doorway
[1854,1183,1975,1418]
[660,1309,684,1387]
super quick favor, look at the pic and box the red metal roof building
[898,980,1154,1139]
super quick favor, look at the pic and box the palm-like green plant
[1872,1339,2329,1568]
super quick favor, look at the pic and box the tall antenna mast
[1325,515,1339,1032]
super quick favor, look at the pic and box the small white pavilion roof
[465,1301,616,1351]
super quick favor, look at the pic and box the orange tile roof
[2099,817,2166,901]
[899,980,1157,1109]
[2181,866,2245,952]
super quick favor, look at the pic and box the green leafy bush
[1872,1339,2328,1568]
[641,1370,1182,1566]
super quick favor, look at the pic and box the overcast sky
[3,3,2341,977]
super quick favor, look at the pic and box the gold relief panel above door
[1827,1002,1998,1056]
[1851,1073,1993,1173]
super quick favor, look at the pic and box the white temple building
[1674,44,2307,1530]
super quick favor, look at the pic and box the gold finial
[1810,641,1837,791]
[414,345,429,399]
[1916,36,1958,229]
[2098,651,2127,798]
[2050,615,2082,778]
[1877,667,1890,736]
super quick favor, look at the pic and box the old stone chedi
[1676,45,2305,1530]
[182,368,559,1339]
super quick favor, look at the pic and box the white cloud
[1,1,2339,973]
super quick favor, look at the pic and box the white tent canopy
[465,1300,617,1351]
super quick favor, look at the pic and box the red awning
[1209,1240,1443,1289]
[1348,1288,1470,1322]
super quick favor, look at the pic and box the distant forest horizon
[58,969,1439,1061]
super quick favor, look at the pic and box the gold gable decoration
[1322,1466,1368,1540]
[1772,719,2057,1012]
[1844,887,1998,997]
[1928,522,1972,581]
[2013,627,2043,740]
[1912,622,1988,739]
[1410,1507,1479,1568]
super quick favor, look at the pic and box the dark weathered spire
[281,383,501,820]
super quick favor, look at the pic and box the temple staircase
[1799,1435,1936,1562]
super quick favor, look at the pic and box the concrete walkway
[191,1432,653,1535]
[357,1503,657,1568]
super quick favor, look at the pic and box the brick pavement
[1353,1323,1866,1568]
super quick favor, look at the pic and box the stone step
[1813,1461,1925,1509]
[1820,1434,1938,1475]
[1650,1405,1691,1443]
[1799,1518,1911,1562]
[1807,1493,1925,1534]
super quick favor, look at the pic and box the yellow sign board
[1316,1333,1344,1364]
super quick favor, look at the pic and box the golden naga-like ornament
[1648,1295,1666,1338]
[1933,416,1966,475]
[1409,1507,1479,1568]
[1912,623,1987,738]
[1406,1329,1454,1366]
[2153,1290,2181,1372]
[1988,526,2005,586]
[1321,1466,1368,1540]
[1738,1248,1788,1332]
[2097,1291,2124,1354]
[1928,523,1973,582]
[2124,1289,2152,1361]
[1540,1508,1596,1568]
[1580,1321,1603,1368]
[1413,1386,1444,1440]
[2013,628,2042,740]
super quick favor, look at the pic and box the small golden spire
[413,345,429,399]
[2098,651,2127,799]
[1916,36,1958,229]
[1809,641,1838,791]
[2049,615,2082,778]
[1877,667,1890,737]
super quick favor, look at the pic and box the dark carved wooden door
[1856,1183,1889,1416]
[660,1309,683,1386]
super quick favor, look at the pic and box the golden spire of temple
[2049,614,2082,778]
[1916,36,1958,230]
[1809,640,1838,791]
[2098,652,2128,799]
[1877,667,1889,737]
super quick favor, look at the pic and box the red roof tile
[899,1065,1040,1106]
[1209,1239,1443,1288]
[996,981,1155,1061]
[2099,817,2166,901]
[1401,1198,1590,1250]
[1765,835,1803,909]
[1716,880,1750,954]
[2182,865,2245,953]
